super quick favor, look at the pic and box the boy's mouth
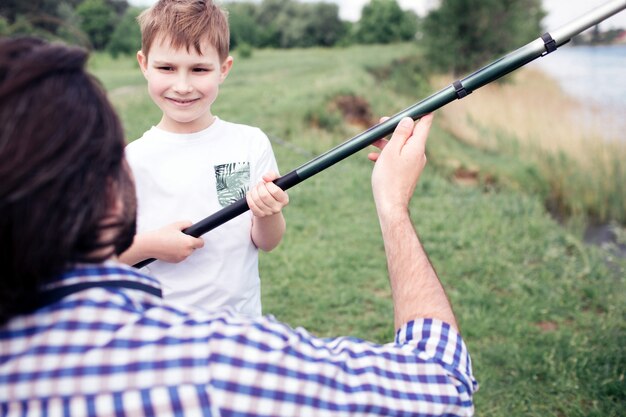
[166,97,199,106]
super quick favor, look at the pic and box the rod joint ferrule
[453,80,471,99]
[541,32,557,55]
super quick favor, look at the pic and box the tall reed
[436,68,626,224]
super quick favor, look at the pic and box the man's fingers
[404,113,433,155]
[368,152,380,162]
[388,117,417,150]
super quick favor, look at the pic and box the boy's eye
[157,66,173,71]
[193,68,210,73]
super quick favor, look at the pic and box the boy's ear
[137,50,148,78]
[219,56,234,83]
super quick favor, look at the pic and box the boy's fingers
[262,171,279,182]
[190,237,204,249]
[265,182,288,202]
[174,220,193,230]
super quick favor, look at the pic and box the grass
[92,44,626,416]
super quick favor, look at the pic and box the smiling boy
[120,0,289,317]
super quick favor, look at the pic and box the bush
[235,42,253,59]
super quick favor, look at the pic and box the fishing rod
[134,0,626,269]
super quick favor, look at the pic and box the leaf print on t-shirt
[214,162,250,207]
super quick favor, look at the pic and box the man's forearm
[378,208,458,331]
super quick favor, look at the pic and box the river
[529,43,626,141]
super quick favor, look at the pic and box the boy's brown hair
[137,0,230,62]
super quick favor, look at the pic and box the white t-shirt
[125,117,278,317]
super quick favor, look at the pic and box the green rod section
[294,0,626,180]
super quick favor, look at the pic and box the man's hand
[367,114,458,331]
[369,114,433,216]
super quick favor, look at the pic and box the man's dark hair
[0,37,132,323]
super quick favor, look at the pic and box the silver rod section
[551,0,626,45]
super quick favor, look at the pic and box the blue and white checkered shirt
[1,261,477,416]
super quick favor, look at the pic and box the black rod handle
[132,170,302,268]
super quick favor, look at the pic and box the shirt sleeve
[250,129,279,184]
[207,314,478,416]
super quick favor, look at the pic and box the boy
[120,0,289,317]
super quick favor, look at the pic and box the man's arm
[369,114,458,331]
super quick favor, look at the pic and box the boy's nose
[173,76,193,94]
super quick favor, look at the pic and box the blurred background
[2,1,624,415]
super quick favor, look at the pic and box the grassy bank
[93,44,626,416]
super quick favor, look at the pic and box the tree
[107,6,141,57]
[422,0,545,75]
[227,2,260,49]
[355,0,418,44]
[226,0,346,49]
[273,2,345,47]
[306,3,346,47]
[56,2,92,47]
[0,16,9,36]
[76,0,116,50]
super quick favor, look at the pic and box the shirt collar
[42,260,162,295]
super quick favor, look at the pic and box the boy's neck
[156,114,217,134]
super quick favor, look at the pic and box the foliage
[422,0,545,75]
[353,0,418,44]
[107,6,141,57]
[227,2,260,50]
[76,0,117,50]
[55,2,92,47]
[0,0,126,49]
[1,0,421,52]
[0,16,8,36]
[235,42,253,59]
[226,0,347,49]
[0,0,82,26]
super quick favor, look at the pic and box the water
[529,44,626,141]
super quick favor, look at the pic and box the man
[0,37,477,416]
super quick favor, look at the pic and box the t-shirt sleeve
[251,129,279,184]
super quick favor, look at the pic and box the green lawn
[93,44,626,416]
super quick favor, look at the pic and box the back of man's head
[138,0,230,61]
[0,37,132,324]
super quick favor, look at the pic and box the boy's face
[137,38,233,133]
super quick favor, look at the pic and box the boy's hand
[246,171,289,218]
[148,220,205,263]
